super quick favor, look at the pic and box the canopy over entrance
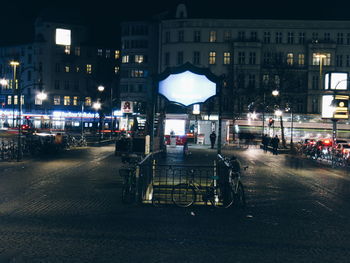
[157,63,219,106]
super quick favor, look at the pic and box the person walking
[272,135,280,155]
[210,131,217,149]
[262,134,268,153]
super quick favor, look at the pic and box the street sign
[121,101,133,113]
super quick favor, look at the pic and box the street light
[10,60,22,161]
[36,92,48,129]
[274,109,282,117]
[272,89,279,97]
[97,85,114,139]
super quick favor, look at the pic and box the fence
[136,155,232,206]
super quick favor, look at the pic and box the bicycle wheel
[210,184,234,208]
[172,183,196,207]
[122,183,136,204]
[234,182,246,208]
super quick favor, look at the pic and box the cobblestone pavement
[0,144,349,262]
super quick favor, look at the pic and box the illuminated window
[64,45,70,54]
[86,64,92,74]
[122,55,129,63]
[287,53,293,65]
[209,51,216,64]
[209,31,216,42]
[85,97,92,106]
[114,66,119,74]
[7,95,11,105]
[130,69,147,77]
[106,50,110,58]
[298,54,305,65]
[97,49,103,56]
[35,96,43,105]
[135,55,144,63]
[75,47,80,56]
[76,66,80,72]
[65,65,70,73]
[115,50,120,59]
[312,53,331,66]
[73,96,78,106]
[223,52,231,64]
[54,96,60,105]
[64,96,71,106]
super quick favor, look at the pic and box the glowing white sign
[159,71,216,106]
[55,28,71,46]
[325,72,348,90]
[321,95,334,118]
[165,119,185,135]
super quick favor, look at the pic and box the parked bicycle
[118,154,141,204]
[220,155,247,209]
[171,169,234,208]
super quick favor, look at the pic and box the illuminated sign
[193,104,200,115]
[322,95,349,119]
[55,28,71,46]
[324,72,348,90]
[165,119,185,135]
[121,101,133,113]
[159,70,216,106]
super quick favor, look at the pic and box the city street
[0,144,349,262]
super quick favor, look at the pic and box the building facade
[120,4,350,118]
[0,15,119,130]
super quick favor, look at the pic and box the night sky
[1,0,350,46]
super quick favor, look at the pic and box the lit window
[106,50,110,58]
[65,45,71,54]
[75,47,80,56]
[14,95,18,105]
[97,49,103,56]
[85,97,92,106]
[35,96,43,105]
[287,53,293,65]
[209,51,216,64]
[76,66,80,73]
[223,52,231,64]
[86,64,92,74]
[114,66,120,74]
[135,55,144,63]
[209,31,216,42]
[115,50,120,59]
[312,53,331,66]
[73,96,78,106]
[298,54,305,65]
[64,96,71,106]
[54,96,60,105]
[122,55,129,63]
[65,66,70,73]
[7,95,11,105]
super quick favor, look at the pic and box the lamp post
[10,61,23,161]
[315,53,327,89]
[93,101,101,143]
[36,91,48,129]
[97,85,114,139]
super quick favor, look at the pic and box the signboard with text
[322,95,349,119]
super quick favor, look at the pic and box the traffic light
[268,118,274,127]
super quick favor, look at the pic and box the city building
[120,4,350,143]
[0,11,120,131]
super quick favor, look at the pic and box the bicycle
[171,169,234,208]
[118,154,140,204]
[222,156,247,209]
